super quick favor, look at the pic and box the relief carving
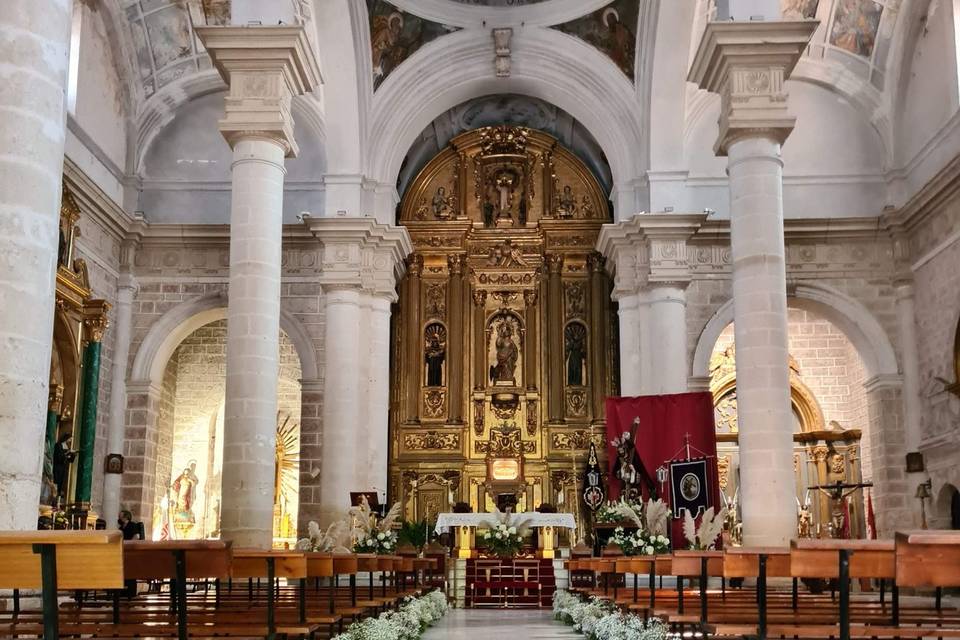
[404,430,459,451]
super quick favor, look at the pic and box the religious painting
[143,5,193,71]
[552,0,640,79]
[367,1,459,90]
[781,0,819,19]
[829,0,883,58]
[488,312,522,386]
[171,461,200,534]
[200,0,230,25]
[669,458,710,518]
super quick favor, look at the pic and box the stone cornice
[62,157,137,242]
[882,153,960,237]
[303,217,413,299]
[687,20,819,156]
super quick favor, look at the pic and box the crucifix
[809,480,873,539]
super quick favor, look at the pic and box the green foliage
[398,519,428,551]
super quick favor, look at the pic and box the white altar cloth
[434,512,576,534]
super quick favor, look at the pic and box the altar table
[435,512,576,559]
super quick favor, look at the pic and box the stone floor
[423,609,578,639]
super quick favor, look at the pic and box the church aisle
[423,609,578,639]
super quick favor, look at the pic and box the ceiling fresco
[448,0,549,4]
[551,0,639,80]
[367,0,459,91]
[123,0,229,98]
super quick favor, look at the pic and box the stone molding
[863,373,904,394]
[196,26,322,157]
[596,213,706,298]
[303,217,413,300]
[687,20,819,156]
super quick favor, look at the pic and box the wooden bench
[0,530,124,640]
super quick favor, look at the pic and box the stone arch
[365,28,646,219]
[130,293,320,386]
[934,482,960,530]
[692,282,899,380]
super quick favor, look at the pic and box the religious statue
[489,319,519,385]
[812,480,872,539]
[612,418,643,501]
[556,185,577,218]
[171,462,199,525]
[564,323,587,386]
[53,431,76,504]
[796,490,813,538]
[723,490,742,546]
[424,324,446,387]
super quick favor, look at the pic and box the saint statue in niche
[424,323,447,387]
[171,462,199,524]
[489,315,520,385]
[564,323,587,386]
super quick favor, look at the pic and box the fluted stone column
[197,25,321,548]
[102,252,139,523]
[615,295,643,396]
[0,0,73,530]
[689,20,816,546]
[305,218,411,525]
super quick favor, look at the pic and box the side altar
[435,512,576,559]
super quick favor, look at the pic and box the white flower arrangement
[609,526,671,557]
[553,590,667,640]
[332,589,448,640]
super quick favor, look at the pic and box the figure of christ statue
[489,321,519,384]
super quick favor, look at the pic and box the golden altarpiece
[710,345,867,539]
[388,127,617,531]
[40,185,111,525]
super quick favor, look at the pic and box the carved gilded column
[523,289,539,391]
[472,289,487,389]
[588,253,607,420]
[447,254,465,422]
[547,254,564,422]
[406,254,423,422]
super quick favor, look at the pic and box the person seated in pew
[118,510,141,597]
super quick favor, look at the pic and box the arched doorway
[708,308,871,539]
[149,319,302,545]
[388,125,617,532]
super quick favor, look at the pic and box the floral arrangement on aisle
[609,526,671,556]
[553,590,666,640]
[332,589,448,640]
[351,496,402,554]
[682,506,727,551]
[295,520,352,553]
[479,507,531,558]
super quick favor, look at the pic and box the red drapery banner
[605,392,721,545]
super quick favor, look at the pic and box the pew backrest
[123,540,231,581]
[0,530,124,590]
[790,539,894,580]
[723,547,791,579]
[895,531,960,588]
[231,550,308,580]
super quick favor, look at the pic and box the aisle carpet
[422,609,578,639]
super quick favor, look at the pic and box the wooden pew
[229,549,319,639]
[0,530,124,640]
[672,550,724,625]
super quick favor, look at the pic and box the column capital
[303,217,413,301]
[196,25,322,157]
[687,20,818,156]
[596,213,706,297]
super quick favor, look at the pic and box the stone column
[615,294,643,396]
[405,255,423,422]
[102,263,139,524]
[197,25,321,548]
[305,218,411,525]
[367,294,393,492]
[546,255,564,421]
[0,0,73,530]
[689,20,816,546]
[894,282,922,454]
[864,376,910,535]
[644,285,689,395]
[447,255,465,422]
